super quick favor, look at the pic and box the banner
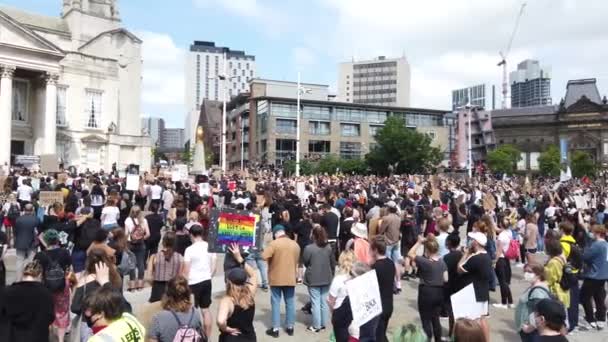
[126,174,139,191]
[39,191,64,207]
[451,284,487,320]
[559,138,568,163]
[207,208,263,253]
[346,270,382,327]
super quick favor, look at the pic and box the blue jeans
[385,242,401,262]
[270,286,295,329]
[246,252,268,288]
[308,285,329,328]
[129,242,146,280]
[568,281,580,330]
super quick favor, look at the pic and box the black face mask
[84,314,98,328]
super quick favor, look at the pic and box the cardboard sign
[207,208,264,253]
[346,270,383,327]
[246,179,257,193]
[574,195,588,210]
[39,191,64,207]
[126,174,140,191]
[57,173,68,185]
[40,154,59,173]
[483,192,496,211]
[451,284,487,320]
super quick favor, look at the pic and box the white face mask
[524,272,536,282]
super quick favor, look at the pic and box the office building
[338,56,411,107]
[0,1,151,171]
[223,79,451,169]
[452,84,496,110]
[141,117,164,146]
[510,59,552,108]
[161,128,184,149]
[184,41,255,148]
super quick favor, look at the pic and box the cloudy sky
[8,0,608,127]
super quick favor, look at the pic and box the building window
[474,138,480,145]
[246,63,250,70]
[229,61,233,68]
[336,108,363,122]
[85,144,100,169]
[242,70,245,76]
[276,118,297,134]
[12,79,28,121]
[238,62,241,69]
[276,139,296,164]
[340,142,361,159]
[84,89,102,128]
[309,121,331,135]
[341,123,360,137]
[238,76,241,83]
[302,105,331,120]
[57,86,67,125]
[233,69,237,76]
[250,70,254,77]
[271,102,298,118]
[233,82,236,88]
[308,140,330,154]
[369,125,383,137]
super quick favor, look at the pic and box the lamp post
[295,72,311,177]
[240,115,245,171]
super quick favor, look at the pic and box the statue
[191,125,206,175]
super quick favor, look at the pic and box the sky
[5,0,608,128]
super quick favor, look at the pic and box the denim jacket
[582,239,608,280]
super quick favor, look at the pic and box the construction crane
[498,2,527,109]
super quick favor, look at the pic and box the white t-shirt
[329,273,349,309]
[16,185,33,202]
[545,206,557,218]
[437,232,449,257]
[162,190,174,211]
[497,230,512,254]
[150,185,163,200]
[184,240,216,285]
[101,206,120,225]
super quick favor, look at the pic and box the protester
[125,205,151,291]
[453,318,486,342]
[146,201,164,256]
[494,216,514,309]
[217,244,258,342]
[347,222,371,264]
[558,221,581,332]
[372,235,397,342]
[515,263,554,342]
[533,298,569,342]
[147,232,184,303]
[544,239,570,310]
[378,201,403,293]
[579,224,608,331]
[302,225,335,332]
[183,224,217,339]
[100,197,120,230]
[443,233,465,336]
[13,203,38,281]
[262,224,300,338]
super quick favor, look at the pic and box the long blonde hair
[226,281,255,309]
[337,250,356,275]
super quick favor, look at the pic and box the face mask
[84,314,98,328]
[523,272,536,282]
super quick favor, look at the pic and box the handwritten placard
[207,208,263,253]
[39,191,64,207]
[346,270,383,327]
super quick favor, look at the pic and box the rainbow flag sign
[208,208,262,253]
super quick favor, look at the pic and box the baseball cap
[467,232,487,247]
[227,267,248,286]
[272,224,286,234]
[535,298,566,328]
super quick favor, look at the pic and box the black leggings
[580,278,607,323]
[495,257,513,305]
[418,285,443,342]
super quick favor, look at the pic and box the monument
[191,126,207,174]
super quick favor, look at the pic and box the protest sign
[126,174,139,191]
[296,182,305,199]
[171,171,180,182]
[39,191,64,207]
[451,284,487,320]
[30,177,40,191]
[574,195,588,210]
[482,192,496,211]
[198,182,211,197]
[207,208,263,253]
[40,154,59,173]
[246,179,257,193]
[346,270,383,327]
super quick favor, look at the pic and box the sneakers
[265,328,279,338]
[596,322,605,330]
[259,285,269,292]
[492,304,508,309]
[515,263,525,268]
[286,327,294,336]
[307,326,324,333]
[508,304,516,309]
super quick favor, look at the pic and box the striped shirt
[154,251,183,281]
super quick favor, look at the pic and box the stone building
[0,0,151,172]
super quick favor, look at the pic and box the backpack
[130,219,145,242]
[505,239,520,260]
[7,203,20,220]
[45,259,66,292]
[563,240,583,270]
[118,249,137,276]
[171,308,206,342]
[392,324,427,342]
[555,256,577,291]
[526,286,557,311]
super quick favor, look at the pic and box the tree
[365,116,442,175]
[571,150,596,178]
[181,148,194,165]
[538,145,561,177]
[317,155,343,175]
[283,159,315,176]
[486,144,521,175]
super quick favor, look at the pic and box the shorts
[190,280,212,309]
[385,242,402,263]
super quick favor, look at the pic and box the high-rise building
[338,56,410,107]
[141,117,164,146]
[184,41,256,112]
[452,84,496,110]
[510,59,551,108]
[161,128,184,149]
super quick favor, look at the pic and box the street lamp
[208,52,237,173]
[295,72,312,177]
[456,88,480,179]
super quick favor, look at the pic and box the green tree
[317,155,343,175]
[538,145,561,177]
[487,144,521,175]
[571,150,596,178]
[283,160,315,176]
[341,158,368,175]
[365,116,442,175]
[181,148,194,165]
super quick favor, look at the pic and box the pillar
[0,65,15,168]
[44,73,59,155]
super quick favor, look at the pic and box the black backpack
[7,204,20,220]
[557,257,577,291]
[45,259,66,292]
[563,240,583,270]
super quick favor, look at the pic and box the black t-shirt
[175,233,192,256]
[373,258,395,315]
[443,250,466,294]
[536,335,569,342]
[294,220,313,250]
[321,212,339,239]
[145,213,164,242]
[462,252,493,302]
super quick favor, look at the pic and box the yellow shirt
[88,313,146,342]
[544,256,570,309]
[560,235,579,273]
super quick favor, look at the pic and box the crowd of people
[0,167,606,342]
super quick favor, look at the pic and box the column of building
[0,65,15,169]
[44,72,59,155]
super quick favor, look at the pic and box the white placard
[296,181,305,199]
[171,171,180,182]
[574,195,588,210]
[199,183,210,197]
[451,284,485,320]
[126,174,139,191]
[346,270,382,327]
